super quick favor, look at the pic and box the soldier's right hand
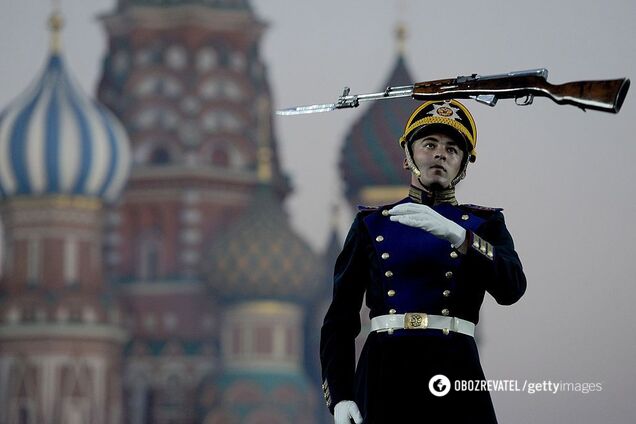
[334,400,363,424]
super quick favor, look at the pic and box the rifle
[276,69,630,115]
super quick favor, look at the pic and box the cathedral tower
[340,24,417,207]
[200,143,323,423]
[0,11,131,424]
[96,1,290,422]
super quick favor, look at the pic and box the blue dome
[0,53,130,203]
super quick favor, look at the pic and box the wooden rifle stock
[545,79,629,113]
[413,75,630,113]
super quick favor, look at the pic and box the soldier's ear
[403,158,409,170]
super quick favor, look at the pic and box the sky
[1,0,635,423]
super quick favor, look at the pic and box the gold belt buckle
[404,312,428,330]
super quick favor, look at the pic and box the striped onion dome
[0,51,130,203]
[339,55,418,205]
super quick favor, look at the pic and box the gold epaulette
[357,205,379,212]
[461,203,503,213]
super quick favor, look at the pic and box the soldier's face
[409,133,464,190]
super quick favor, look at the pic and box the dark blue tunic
[320,192,527,423]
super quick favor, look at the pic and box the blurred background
[0,0,634,423]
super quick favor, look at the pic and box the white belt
[370,313,475,337]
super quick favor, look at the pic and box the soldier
[320,99,527,423]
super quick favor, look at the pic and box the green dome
[205,185,322,303]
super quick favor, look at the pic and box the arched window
[60,361,92,424]
[64,237,78,286]
[134,75,158,97]
[219,111,241,132]
[155,373,187,421]
[207,143,247,169]
[199,76,244,101]
[222,79,244,101]
[229,51,246,72]
[161,76,183,97]
[138,230,162,281]
[125,373,153,424]
[201,110,242,133]
[26,238,40,287]
[135,108,156,129]
[165,45,187,70]
[196,47,218,73]
[8,359,38,424]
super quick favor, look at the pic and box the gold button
[389,309,397,314]
[450,251,458,259]
[443,290,451,297]
[480,246,487,253]
[385,270,394,278]
[442,328,450,335]
[445,271,453,279]
[382,209,390,216]
[461,214,469,221]
[441,308,450,316]
[381,252,390,260]
[487,251,494,258]
[387,289,396,297]
[388,328,394,335]
[376,235,384,242]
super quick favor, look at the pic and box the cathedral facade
[0,2,415,423]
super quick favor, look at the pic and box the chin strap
[451,168,466,187]
[404,143,421,177]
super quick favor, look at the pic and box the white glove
[334,400,363,424]
[388,203,466,247]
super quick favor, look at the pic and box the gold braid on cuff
[322,381,332,407]
[471,233,494,260]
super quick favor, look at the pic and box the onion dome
[340,53,418,207]
[0,13,130,203]
[205,185,322,303]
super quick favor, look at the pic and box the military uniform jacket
[320,190,527,423]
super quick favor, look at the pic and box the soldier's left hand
[388,203,466,247]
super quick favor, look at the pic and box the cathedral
[0,1,415,423]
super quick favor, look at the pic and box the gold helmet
[400,99,477,161]
[399,99,477,186]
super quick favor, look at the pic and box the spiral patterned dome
[205,185,322,303]
[0,53,130,203]
[339,55,417,206]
